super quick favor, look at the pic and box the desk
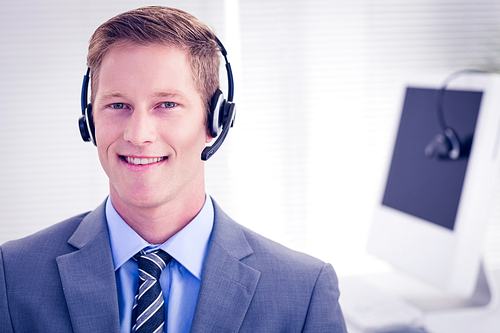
[339,269,500,333]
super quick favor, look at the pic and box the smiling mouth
[122,156,167,165]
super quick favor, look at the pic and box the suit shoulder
[240,224,325,270]
[0,211,90,256]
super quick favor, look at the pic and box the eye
[111,103,126,109]
[162,102,177,108]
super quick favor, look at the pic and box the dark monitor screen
[382,87,482,231]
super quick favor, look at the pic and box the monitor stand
[423,260,500,333]
[400,260,496,311]
[464,260,495,307]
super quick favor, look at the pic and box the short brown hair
[87,6,220,114]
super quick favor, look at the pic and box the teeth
[125,156,164,165]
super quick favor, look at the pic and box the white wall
[2,0,500,277]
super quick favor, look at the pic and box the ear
[205,129,214,144]
[205,108,215,143]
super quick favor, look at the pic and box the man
[0,6,347,332]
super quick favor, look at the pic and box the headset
[424,69,487,160]
[79,37,236,161]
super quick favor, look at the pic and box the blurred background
[2,0,500,278]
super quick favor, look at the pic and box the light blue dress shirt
[105,196,214,333]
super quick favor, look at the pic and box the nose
[123,108,157,146]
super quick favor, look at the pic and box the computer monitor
[367,71,500,305]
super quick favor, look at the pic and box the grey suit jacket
[0,200,346,332]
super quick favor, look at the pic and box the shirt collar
[106,195,214,280]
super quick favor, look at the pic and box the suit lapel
[190,202,260,332]
[56,201,120,333]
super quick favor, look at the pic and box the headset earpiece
[202,99,236,161]
[443,127,460,160]
[79,68,96,146]
[209,89,225,138]
[201,37,236,160]
[79,103,96,146]
[79,114,91,143]
[424,127,460,160]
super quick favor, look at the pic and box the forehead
[95,42,198,99]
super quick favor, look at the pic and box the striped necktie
[132,249,172,333]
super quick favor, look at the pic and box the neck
[109,189,206,244]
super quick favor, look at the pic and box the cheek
[94,117,121,160]
[95,129,113,164]
[182,126,208,149]
[170,121,210,156]
[94,113,121,144]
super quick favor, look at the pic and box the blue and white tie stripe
[132,250,172,333]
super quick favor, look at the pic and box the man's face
[93,43,211,210]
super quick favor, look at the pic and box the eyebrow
[97,90,187,101]
[98,92,126,100]
[152,91,186,100]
